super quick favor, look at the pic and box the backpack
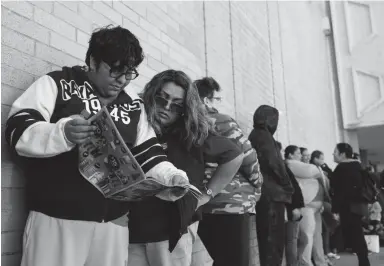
[359,170,379,203]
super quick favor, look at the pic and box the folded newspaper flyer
[78,107,202,202]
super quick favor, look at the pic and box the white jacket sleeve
[288,160,321,179]
[131,102,188,187]
[5,75,75,158]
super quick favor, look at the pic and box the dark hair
[195,77,221,100]
[336,143,353,159]
[352,152,360,160]
[85,25,144,71]
[142,70,214,150]
[310,150,323,164]
[285,145,299,159]
[300,147,308,154]
[276,141,282,151]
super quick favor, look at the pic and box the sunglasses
[155,95,184,114]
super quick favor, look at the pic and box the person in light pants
[280,141,305,266]
[22,212,129,266]
[128,70,244,266]
[128,222,199,266]
[285,146,329,266]
[6,25,190,266]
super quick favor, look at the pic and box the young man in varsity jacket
[5,26,190,266]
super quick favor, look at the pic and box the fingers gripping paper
[78,107,201,202]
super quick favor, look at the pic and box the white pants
[298,207,327,266]
[21,211,129,266]
[128,222,199,266]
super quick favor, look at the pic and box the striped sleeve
[5,75,75,158]
[132,102,188,186]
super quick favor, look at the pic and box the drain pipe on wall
[324,0,345,144]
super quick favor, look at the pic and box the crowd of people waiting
[5,25,383,266]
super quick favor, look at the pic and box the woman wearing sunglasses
[128,69,244,266]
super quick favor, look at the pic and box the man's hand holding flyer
[78,107,202,202]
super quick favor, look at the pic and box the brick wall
[1,1,341,265]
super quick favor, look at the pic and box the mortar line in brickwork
[265,1,279,140]
[266,1,276,109]
[276,1,291,143]
[202,1,208,76]
[228,0,238,119]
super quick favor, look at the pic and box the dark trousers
[256,197,285,266]
[330,225,344,252]
[322,218,331,254]
[198,213,251,266]
[340,211,370,266]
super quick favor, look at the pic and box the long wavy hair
[142,69,214,150]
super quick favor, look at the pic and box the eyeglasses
[110,68,139,80]
[102,61,139,80]
[155,95,184,114]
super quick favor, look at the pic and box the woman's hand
[170,174,190,187]
[333,213,340,221]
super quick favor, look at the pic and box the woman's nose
[164,100,172,110]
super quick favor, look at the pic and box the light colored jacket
[286,160,322,206]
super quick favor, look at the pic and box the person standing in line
[310,151,337,265]
[285,145,328,266]
[301,147,311,164]
[276,141,304,266]
[332,143,371,266]
[249,105,294,266]
[316,153,343,258]
[196,77,263,266]
[128,70,244,266]
[4,26,192,266]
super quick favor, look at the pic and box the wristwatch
[204,185,213,198]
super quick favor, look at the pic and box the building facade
[2,1,383,266]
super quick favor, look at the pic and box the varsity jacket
[5,66,188,222]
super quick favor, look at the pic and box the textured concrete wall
[1,1,340,265]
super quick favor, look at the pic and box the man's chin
[107,90,121,97]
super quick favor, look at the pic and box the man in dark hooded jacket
[249,105,294,266]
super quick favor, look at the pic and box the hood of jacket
[253,105,279,135]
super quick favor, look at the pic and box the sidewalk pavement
[333,248,384,266]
